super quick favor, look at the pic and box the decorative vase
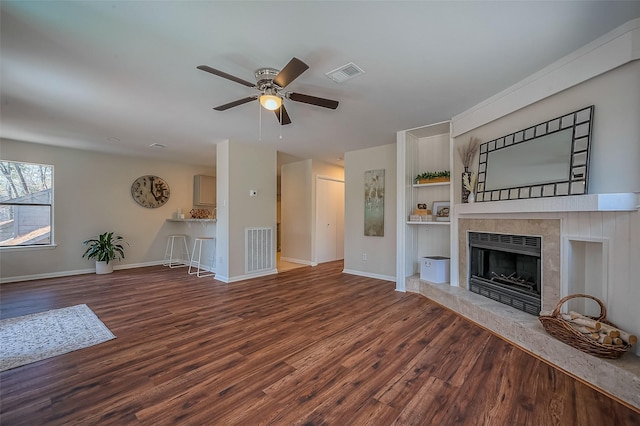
[468,192,475,203]
[461,170,471,203]
[95,261,113,275]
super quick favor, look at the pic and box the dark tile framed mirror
[475,105,594,202]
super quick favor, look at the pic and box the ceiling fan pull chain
[279,106,283,139]
[259,102,262,141]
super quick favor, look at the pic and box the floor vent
[325,62,365,83]
[245,227,274,273]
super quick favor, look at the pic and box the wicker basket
[539,294,632,359]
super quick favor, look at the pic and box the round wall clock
[131,175,170,208]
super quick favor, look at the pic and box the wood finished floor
[1,262,638,425]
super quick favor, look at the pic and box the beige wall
[216,140,277,281]
[281,160,312,263]
[1,139,215,282]
[344,143,397,280]
[280,159,344,265]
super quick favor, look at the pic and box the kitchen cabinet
[193,175,216,206]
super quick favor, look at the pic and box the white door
[316,177,345,263]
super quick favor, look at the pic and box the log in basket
[539,294,632,359]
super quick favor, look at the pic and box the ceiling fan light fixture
[259,94,282,111]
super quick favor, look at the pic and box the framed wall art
[364,169,385,236]
[432,201,450,222]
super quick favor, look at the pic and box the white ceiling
[2,1,640,168]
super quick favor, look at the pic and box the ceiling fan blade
[288,92,339,110]
[273,57,309,89]
[197,65,256,88]
[274,104,292,125]
[213,96,258,111]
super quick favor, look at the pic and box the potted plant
[82,232,128,274]
[415,170,451,184]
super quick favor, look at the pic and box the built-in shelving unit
[407,182,451,225]
[396,121,453,291]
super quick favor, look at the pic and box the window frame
[0,160,55,249]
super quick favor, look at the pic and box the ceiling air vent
[325,62,364,83]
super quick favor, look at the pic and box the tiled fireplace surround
[406,213,640,410]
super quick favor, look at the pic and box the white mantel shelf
[456,193,639,215]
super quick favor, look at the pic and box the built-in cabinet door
[315,177,345,263]
[194,175,216,206]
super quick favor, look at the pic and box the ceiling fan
[197,57,339,125]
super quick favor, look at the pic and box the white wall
[344,143,397,281]
[453,60,640,196]
[1,139,215,282]
[215,140,230,280]
[215,140,277,282]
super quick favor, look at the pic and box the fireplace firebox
[468,232,541,315]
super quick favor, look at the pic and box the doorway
[315,176,345,264]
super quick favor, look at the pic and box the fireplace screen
[468,232,541,315]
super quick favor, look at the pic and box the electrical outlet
[362,253,367,261]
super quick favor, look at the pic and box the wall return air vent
[325,62,365,83]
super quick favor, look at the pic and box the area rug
[0,304,116,372]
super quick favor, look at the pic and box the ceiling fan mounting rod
[255,68,282,91]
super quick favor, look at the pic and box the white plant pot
[95,260,113,274]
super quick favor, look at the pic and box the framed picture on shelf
[432,201,450,222]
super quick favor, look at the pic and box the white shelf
[407,221,450,226]
[166,218,216,229]
[412,181,450,188]
[456,193,638,215]
[166,219,216,222]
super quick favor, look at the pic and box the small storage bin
[420,256,450,283]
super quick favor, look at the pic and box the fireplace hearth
[468,232,541,315]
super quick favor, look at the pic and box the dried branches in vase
[457,136,480,171]
[463,172,477,193]
[463,172,477,203]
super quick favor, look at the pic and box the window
[0,161,53,247]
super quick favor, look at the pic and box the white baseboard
[0,260,165,284]
[342,269,396,283]
[118,261,164,270]
[279,257,316,266]
[215,268,278,283]
[212,274,230,283]
[1,268,93,284]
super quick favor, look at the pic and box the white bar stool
[163,234,191,268]
[188,237,215,278]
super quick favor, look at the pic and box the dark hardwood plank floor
[1,262,638,425]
